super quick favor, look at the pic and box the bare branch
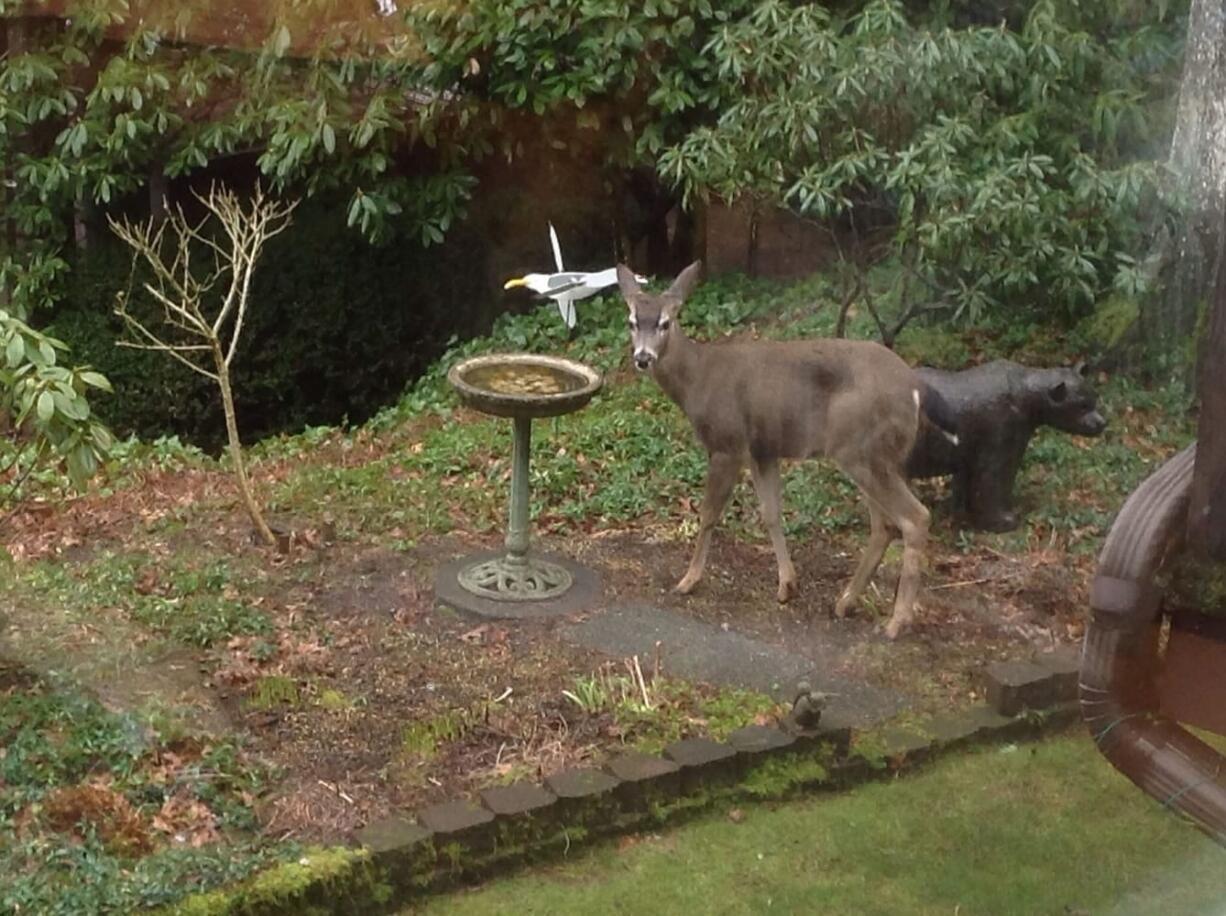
[112,309,218,380]
[108,181,298,551]
[860,281,892,346]
[115,340,218,379]
[115,340,213,352]
[834,272,861,339]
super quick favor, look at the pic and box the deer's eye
[629,318,639,330]
[658,318,671,331]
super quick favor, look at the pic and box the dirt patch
[567,526,1085,707]
[215,522,1082,841]
[200,543,618,840]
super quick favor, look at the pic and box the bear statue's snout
[1080,409,1107,436]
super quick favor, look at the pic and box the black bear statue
[907,360,1107,532]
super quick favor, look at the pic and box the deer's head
[617,261,702,372]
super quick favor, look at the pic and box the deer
[617,261,957,640]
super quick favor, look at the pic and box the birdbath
[447,353,602,601]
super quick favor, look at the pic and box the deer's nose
[633,350,655,371]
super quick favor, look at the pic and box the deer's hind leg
[871,471,930,639]
[837,462,930,639]
[749,457,797,602]
[675,451,741,595]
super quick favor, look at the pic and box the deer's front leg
[675,451,741,595]
[749,457,797,602]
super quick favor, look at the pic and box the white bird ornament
[503,223,646,332]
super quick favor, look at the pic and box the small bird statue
[790,679,835,730]
[503,223,646,333]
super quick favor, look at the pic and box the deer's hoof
[673,576,700,595]
[883,617,908,640]
[777,579,796,603]
[833,593,855,619]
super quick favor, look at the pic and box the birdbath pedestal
[446,353,602,604]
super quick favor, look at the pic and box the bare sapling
[618,262,957,639]
[109,184,298,550]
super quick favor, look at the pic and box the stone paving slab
[560,604,903,726]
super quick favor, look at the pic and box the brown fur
[619,262,933,639]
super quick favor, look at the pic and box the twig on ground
[930,571,1023,591]
[316,780,355,804]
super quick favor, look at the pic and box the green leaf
[321,122,336,155]
[36,389,54,422]
[5,335,23,368]
[92,425,115,452]
[80,370,113,392]
[52,389,88,420]
[66,443,98,489]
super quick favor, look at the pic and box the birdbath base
[435,549,602,621]
[457,553,574,601]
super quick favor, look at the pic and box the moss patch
[160,847,384,916]
[401,711,471,759]
[1078,294,1140,349]
[244,676,301,712]
[314,689,354,712]
[739,752,832,798]
[1160,553,1226,619]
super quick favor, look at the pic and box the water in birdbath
[462,362,584,396]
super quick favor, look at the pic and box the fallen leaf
[617,835,641,852]
[153,791,221,848]
[135,567,160,595]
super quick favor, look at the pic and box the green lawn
[412,736,1224,916]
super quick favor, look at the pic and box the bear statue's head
[1032,361,1107,437]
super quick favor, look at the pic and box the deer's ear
[617,264,641,302]
[666,261,703,303]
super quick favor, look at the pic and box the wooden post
[1187,212,1226,559]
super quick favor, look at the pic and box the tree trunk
[1187,209,1226,559]
[213,340,277,550]
[1155,0,1226,366]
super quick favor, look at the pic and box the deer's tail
[917,383,959,446]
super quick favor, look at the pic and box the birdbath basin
[447,353,602,601]
[449,353,601,419]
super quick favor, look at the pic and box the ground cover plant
[0,271,1198,911]
[0,660,291,915]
